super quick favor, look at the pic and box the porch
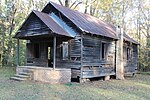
[15,66,71,84]
[13,35,73,83]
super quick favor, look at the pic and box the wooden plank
[53,36,56,70]
[124,66,136,73]
[80,34,83,79]
[82,63,102,67]
[82,72,115,78]
[17,39,20,66]
[70,38,81,56]
[71,68,80,78]
[56,59,81,68]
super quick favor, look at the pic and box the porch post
[53,36,56,70]
[80,34,83,83]
[17,38,20,66]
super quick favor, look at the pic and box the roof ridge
[33,10,73,37]
[49,1,114,29]
[45,1,118,39]
[49,1,111,25]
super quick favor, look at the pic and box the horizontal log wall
[26,36,82,69]
[21,13,50,36]
[56,37,81,69]
[81,34,116,78]
[26,42,48,67]
[123,43,138,74]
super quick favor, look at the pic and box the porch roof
[14,10,73,39]
[124,34,139,45]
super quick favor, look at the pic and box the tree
[57,0,82,9]
[0,0,47,67]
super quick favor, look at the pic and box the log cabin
[12,1,139,83]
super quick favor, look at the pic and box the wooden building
[12,2,139,83]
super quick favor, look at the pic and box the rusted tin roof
[15,1,139,45]
[124,34,139,45]
[45,2,118,39]
[42,2,139,44]
[15,10,73,38]
[33,10,73,37]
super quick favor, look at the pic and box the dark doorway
[34,43,40,58]
[47,46,53,67]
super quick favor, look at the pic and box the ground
[0,67,150,100]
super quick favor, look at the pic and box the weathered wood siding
[26,37,82,69]
[26,41,48,67]
[80,34,116,78]
[123,42,138,74]
[56,38,81,69]
[21,13,49,36]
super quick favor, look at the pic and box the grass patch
[0,67,150,100]
[64,83,80,87]
[0,67,15,79]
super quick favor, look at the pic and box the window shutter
[62,42,68,60]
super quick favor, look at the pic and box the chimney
[116,25,124,79]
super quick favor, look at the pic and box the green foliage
[0,0,149,70]
[0,0,47,67]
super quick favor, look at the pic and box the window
[62,42,69,60]
[127,47,132,60]
[34,43,40,58]
[102,43,105,59]
[123,46,127,59]
[101,42,108,60]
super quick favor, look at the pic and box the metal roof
[42,2,139,44]
[124,34,139,45]
[15,2,139,45]
[43,1,118,39]
[15,10,73,38]
[33,10,73,37]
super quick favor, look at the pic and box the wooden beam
[80,34,83,82]
[53,36,56,70]
[17,39,20,66]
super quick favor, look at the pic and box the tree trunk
[84,0,88,14]
[65,0,69,7]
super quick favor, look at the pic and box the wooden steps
[18,72,30,76]
[10,76,27,81]
[14,74,30,78]
[10,72,30,81]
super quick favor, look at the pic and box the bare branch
[72,2,82,10]
[70,1,77,8]
[58,0,63,6]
